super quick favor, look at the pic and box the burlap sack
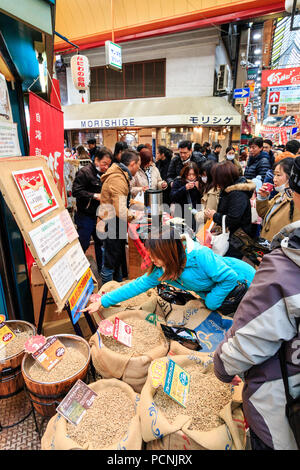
[140,355,246,450]
[89,310,169,393]
[41,378,142,450]
[155,298,233,355]
[93,281,157,321]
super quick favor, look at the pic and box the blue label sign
[234,88,250,99]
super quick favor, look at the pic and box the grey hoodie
[214,221,300,450]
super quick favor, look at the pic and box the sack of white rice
[140,355,246,450]
[156,298,233,355]
[41,379,142,450]
[92,281,158,323]
[89,310,169,393]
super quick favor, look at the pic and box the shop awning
[63,96,241,130]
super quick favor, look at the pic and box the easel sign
[0,157,97,336]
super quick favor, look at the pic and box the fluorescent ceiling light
[253,33,261,40]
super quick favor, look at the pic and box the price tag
[24,335,47,354]
[113,317,132,348]
[56,379,98,426]
[97,320,114,336]
[150,359,167,389]
[163,359,190,408]
[0,322,16,350]
[32,336,66,371]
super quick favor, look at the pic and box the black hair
[285,139,300,155]
[157,145,172,159]
[87,138,96,145]
[263,139,273,147]
[249,137,263,148]
[114,141,128,157]
[137,144,146,153]
[273,157,295,175]
[193,143,202,152]
[199,159,217,191]
[214,143,222,150]
[94,147,113,161]
[178,140,192,151]
[225,146,235,154]
[120,149,140,166]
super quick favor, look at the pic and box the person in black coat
[205,161,256,259]
[207,144,222,163]
[170,161,201,230]
[87,138,100,162]
[263,139,275,167]
[155,145,172,205]
[113,141,128,164]
[166,140,206,187]
[72,147,113,276]
[244,137,271,181]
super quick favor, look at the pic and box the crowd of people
[68,134,300,451]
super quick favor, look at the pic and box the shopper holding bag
[205,161,256,259]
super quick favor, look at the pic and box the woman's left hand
[205,209,216,219]
[161,181,168,189]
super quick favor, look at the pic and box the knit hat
[289,156,300,194]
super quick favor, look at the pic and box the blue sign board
[234,88,250,99]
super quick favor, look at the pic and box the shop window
[90,59,166,101]
[70,130,103,149]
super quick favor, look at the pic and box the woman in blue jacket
[83,227,255,315]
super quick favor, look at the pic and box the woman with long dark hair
[195,159,219,224]
[205,160,256,259]
[156,145,173,204]
[256,157,300,241]
[82,226,255,314]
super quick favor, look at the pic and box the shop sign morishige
[75,115,237,129]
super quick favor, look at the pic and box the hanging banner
[261,67,300,87]
[29,92,65,200]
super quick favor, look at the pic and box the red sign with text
[262,67,300,87]
[29,92,65,199]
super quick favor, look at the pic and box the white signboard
[65,243,90,281]
[268,85,300,104]
[0,122,21,157]
[105,41,122,71]
[49,255,76,300]
[0,73,12,122]
[29,215,69,266]
[59,209,78,243]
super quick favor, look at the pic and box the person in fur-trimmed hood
[205,161,256,258]
[213,157,300,450]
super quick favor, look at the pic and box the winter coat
[207,151,220,163]
[244,151,271,181]
[166,154,206,185]
[213,177,256,237]
[72,162,103,217]
[214,220,300,450]
[101,240,256,311]
[99,163,133,222]
[170,178,201,210]
[130,163,164,197]
[156,157,172,204]
[256,191,300,241]
[195,186,220,223]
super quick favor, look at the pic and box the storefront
[63,96,242,156]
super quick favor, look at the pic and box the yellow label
[150,359,167,388]
[0,322,16,348]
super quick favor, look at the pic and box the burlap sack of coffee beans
[140,355,246,450]
[41,379,142,450]
[89,310,169,393]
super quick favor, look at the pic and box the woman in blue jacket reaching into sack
[82,226,255,315]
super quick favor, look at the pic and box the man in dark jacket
[244,137,271,181]
[166,140,206,186]
[87,138,100,162]
[207,144,222,163]
[72,147,113,276]
[263,139,275,167]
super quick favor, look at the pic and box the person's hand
[204,209,216,219]
[93,193,101,201]
[81,299,102,314]
[161,181,168,189]
[258,183,271,199]
[231,375,242,386]
[186,182,195,190]
[142,185,149,192]
[194,181,199,189]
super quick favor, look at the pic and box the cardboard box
[30,264,68,327]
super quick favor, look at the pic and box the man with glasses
[166,140,205,187]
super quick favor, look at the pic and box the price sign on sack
[113,317,132,347]
[56,379,97,426]
[163,359,191,408]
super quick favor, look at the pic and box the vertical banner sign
[29,92,65,200]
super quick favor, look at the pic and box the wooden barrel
[21,334,91,417]
[0,320,36,399]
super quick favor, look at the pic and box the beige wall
[103,129,118,153]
